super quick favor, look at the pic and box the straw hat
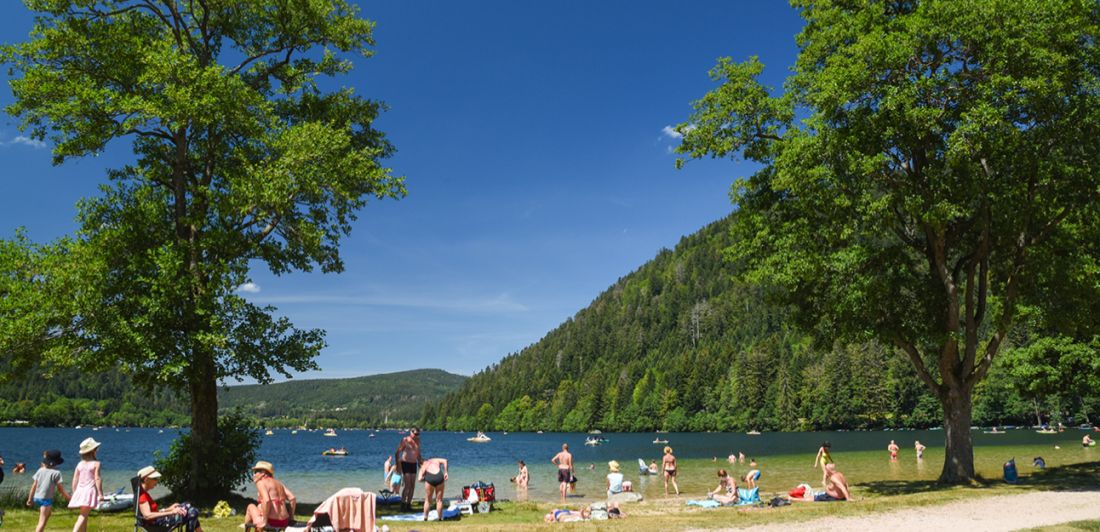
[137,466,162,479]
[252,461,275,475]
[79,437,102,455]
[608,460,621,472]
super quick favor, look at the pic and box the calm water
[1,427,1094,503]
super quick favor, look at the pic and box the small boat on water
[291,430,298,435]
[467,431,492,443]
[746,430,761,436]
[324,428,338,437]
[368,433,375,438]
[536,430,544,434]
[1036,429,1058,434]
[652,438,669,444]
[323,448,349,456]
[265,430,274,436]
[585,436,609,446]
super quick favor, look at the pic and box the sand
[706,491,1100,531]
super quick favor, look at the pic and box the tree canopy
[676,0,1100,482]
[2,0,403,500]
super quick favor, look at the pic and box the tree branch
[893,336,943,399]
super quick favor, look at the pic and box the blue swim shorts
[33,498,53,507]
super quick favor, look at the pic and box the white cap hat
[137,466,162,480]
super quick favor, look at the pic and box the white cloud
[661,125,683,139]
[237,282,261,293]
[1,135,47,149]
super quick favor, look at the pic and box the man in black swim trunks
[394,428,422,511]
[550,443,573,502]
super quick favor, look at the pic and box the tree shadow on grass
[1017,461,1100,492]
[857,461,1100,496]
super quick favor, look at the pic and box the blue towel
[686,499,721,508]
[380,514,424,522]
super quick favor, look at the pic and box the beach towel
[379,514,424,522]
[379,507,460,522]
[306,487,375,532]
[686,499,721,508]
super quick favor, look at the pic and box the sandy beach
[695,490,1100,531]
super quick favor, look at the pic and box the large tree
[2,0,404,498]
[677,0,1100,482]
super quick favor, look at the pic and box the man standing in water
[550,444,573,502]
[394,428,422,511]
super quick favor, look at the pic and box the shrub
[154,410,259,504]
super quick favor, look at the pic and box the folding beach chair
[132,476,184,532]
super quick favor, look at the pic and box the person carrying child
[69,438,104,532]
[26,449,69,532]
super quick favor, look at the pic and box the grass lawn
[2,461,1097,531]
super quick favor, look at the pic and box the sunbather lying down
[544,507,591,522]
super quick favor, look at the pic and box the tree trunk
[188,348,219,503]
[1034,400,1043,428]
[939,389,976,483]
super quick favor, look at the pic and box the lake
[0,427,1094,503]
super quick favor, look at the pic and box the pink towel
[307,487,376,532]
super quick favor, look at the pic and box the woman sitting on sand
[708,469,737,505]
[543,507,591,522]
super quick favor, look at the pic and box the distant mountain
[219,369,467,427]
[0,367,466,428]
[428,215,1035,432]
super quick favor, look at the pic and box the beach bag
[737,487,760,504]
[1003,459,1018,483]
[769,497,791,507]
[788,486,806,499]
[463,481,496,503]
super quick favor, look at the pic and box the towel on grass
[686,499,721,508]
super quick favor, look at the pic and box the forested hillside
[219,369,466,428]
[428,216,1050,432]
[0,368,465,428]
[0,368,189,427]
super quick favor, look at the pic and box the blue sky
[0,1,803,380]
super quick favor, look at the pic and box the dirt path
[720,491,1100,531]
